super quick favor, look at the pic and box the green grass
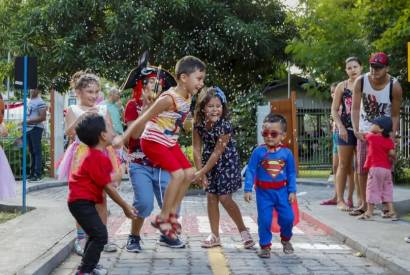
[298,169,331,179]
[0,211,20,224]
[401,213,410,222]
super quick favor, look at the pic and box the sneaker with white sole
[103,242,117,252]
[126,235,142,253]
[158,235,186,248]
[74,238,85,256]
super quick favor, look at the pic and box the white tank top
[359,73,395,132]
[71,104,107,118]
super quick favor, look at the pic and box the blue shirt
[106,102,123,135]
[28,96,47,130]
[244,145,296,193]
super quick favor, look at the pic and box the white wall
[256,105,271,145]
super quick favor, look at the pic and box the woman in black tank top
[331,57,362,212]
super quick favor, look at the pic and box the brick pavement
[47,182,389,275]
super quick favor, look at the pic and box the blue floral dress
[195,118,242,195]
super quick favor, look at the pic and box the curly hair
[70,70,100,90]
[194,87,230,126]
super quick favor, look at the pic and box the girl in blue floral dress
[193,87,255,249]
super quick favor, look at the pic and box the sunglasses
[261,130,281,138]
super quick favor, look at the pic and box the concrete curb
[17,230,76,275]
[300,210,409,275]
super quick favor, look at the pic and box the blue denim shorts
[336,129,357,146]
[128,163,171,218]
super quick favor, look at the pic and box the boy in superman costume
[244,113,297,258]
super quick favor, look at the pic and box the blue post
[22,56,28,213]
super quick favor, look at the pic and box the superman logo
[261,159,285,179]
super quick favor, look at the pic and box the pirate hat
[120,51,177,92]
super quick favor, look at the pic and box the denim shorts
[332,132,338,155]
[336,129,357,146]
[128,163,171,218]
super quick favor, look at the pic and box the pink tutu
[0,146,16,200]
[56,140,81,181]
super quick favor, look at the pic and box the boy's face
[100,125,115,147]
[262,122,285,147]
[181,69,205,96]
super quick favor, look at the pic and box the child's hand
[112,135,124,149]
[123,205,138,220]
[110,172,122,183]
[201,177,208,188]
[288,192,296,204]
[244,192,252,203]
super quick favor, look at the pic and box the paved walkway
[50,182,390,275]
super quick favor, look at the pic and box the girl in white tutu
[0,94,16,201]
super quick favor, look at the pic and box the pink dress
[0,145,16,200]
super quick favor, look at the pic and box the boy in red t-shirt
[68,113,137,275]
[358,116,396,221]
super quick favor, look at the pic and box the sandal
[169,213,182,235]
[347,199,354,209]
[151,215,177,240]
[320,199,337,206]
[201,233,221,248]
[349,208,365,216]
[337,202,351,212]
[357,213,373,221]
[281,240,294,254]
[240,228,255,249]
[257,247,271,258]
[382,212,399,221]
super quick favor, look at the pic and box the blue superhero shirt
[244,145,296,193]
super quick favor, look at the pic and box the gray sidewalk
[1,178,410,274]
[298,182,410,275]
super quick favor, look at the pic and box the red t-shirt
[124,99,143,154]
[364,133,395,170]
[68,148,113,203]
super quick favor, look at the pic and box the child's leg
[95,194,108,225]
[366,203,375,216]
[68,201,108,273]
[364,168,383,217]
[159,169,186,218]
[255,188,275,249]
[219,194,246,232]
[172,167,195,212]
[207,193,220,237]
[275,188,294,241]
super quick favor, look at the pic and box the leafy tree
[0,0,296,162]
[286,0,369,98]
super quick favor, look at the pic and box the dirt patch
[0,211,20,224]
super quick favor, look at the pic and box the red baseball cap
[369,52,389,68]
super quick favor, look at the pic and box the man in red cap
[350,52,403,216]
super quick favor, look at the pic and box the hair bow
[215,86,227,104]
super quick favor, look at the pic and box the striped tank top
[141,88,191,147]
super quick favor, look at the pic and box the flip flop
[357,213,373,221]
[349,208,365,216]
[320,199,337,206]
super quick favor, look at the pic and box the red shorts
[140,139,192,172]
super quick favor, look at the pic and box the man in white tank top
[351,52,403,216]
